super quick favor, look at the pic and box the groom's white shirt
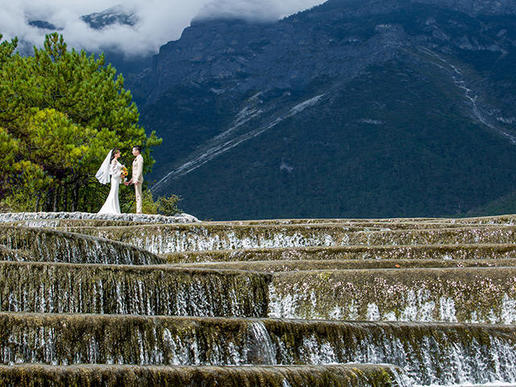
[132,154,144,183]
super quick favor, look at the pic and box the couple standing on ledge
[95,146,144,215]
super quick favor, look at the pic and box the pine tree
[0,33,162,212]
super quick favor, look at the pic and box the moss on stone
[0,313,513,385]
[0,261,271,317]
[268,267,516,324]
[162,244,516,264]
[0,245,30,262]
[1,213,515,386]
[62,220,516,254]
[2,219,144,230]
[176,258,516,272]
[0,225,164,265]
[219,214,516,226]
[0,364,403,387]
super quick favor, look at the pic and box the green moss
[0,364,403,386]
[63,221,515,254]
[0,213,514,386]
[0,245,30,262]
[175,258,516,272]
[0,261,271,317]
[269,268,516,323]
[1,219,145,230]
[0,313,513,383]
[0,225,164,265]
[214,214,516,226]
[163,244,516,264]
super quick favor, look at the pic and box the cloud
[197,0,326,21]
[0,0,326,57]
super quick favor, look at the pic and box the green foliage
[141,190,159,215]
[119,189,182,216]
[0,33,162,212]
[156,194,182,216]
[467,191,516,217]
[120,188,158,215]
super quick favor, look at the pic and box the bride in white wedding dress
[95,149,125,215]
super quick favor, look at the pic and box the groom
[125,146,144,214]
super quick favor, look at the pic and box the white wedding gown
[98,160,122,215]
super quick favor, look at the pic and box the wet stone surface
[0,212,515,386]
[0,364,406,387]
[0,212,199,225]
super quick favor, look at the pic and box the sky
[0,0,327,57]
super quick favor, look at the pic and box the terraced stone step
[163,244,516,263]
[1,313,514,385]
[268,267,516,324]
[65,223,516,254]
[0,212,199,225]
[0,364,409,387]
[222,214,516,225]
[0,246,30,262]
[9,219,149,229]
[0,261,270,317]
[9,218,516,234]
[6,218,460,230]
[2,261,513,324]
[0,226,163,265]
[179,258,516,272]
[5,212,509,227]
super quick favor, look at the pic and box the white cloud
[0,0,326,57]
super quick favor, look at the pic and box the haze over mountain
[1,0,325,56]
[124,0,516,220]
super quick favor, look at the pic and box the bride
[95,148,125,215]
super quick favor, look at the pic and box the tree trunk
[63,184,68,212]
[72,180,81,212]
[53,185,59,212]
[35,194,41,212]
[45,188,53,212]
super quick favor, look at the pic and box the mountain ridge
[122,0,516,219]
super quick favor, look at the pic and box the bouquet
[121,166,129,181]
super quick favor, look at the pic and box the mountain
[28,20,62,31]
[126,0,516,220]
[81,5,138,30]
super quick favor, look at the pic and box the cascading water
[2,213,515,386]
[1,313,514,385]
[246,321,277,365]
[0,226,162,265]
[64,223,516,254]
[0,262,270,318]
[268,268,516,324]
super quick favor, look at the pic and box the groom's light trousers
[135,183,143,214]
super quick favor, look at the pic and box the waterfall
[0,226,163,265]
[0,262,270,318]
[1,313,514,385]
[61,223,516,254]
[268,268,516,324]
[2,213,516,386]
[246,321,277,365]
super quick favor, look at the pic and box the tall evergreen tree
[0,33,162,212]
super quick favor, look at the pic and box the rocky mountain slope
[125,0,516,220]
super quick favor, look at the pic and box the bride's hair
[110,148,120,162]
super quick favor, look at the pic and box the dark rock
[122,0,516,220]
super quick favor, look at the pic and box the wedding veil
[95,149,113,185]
